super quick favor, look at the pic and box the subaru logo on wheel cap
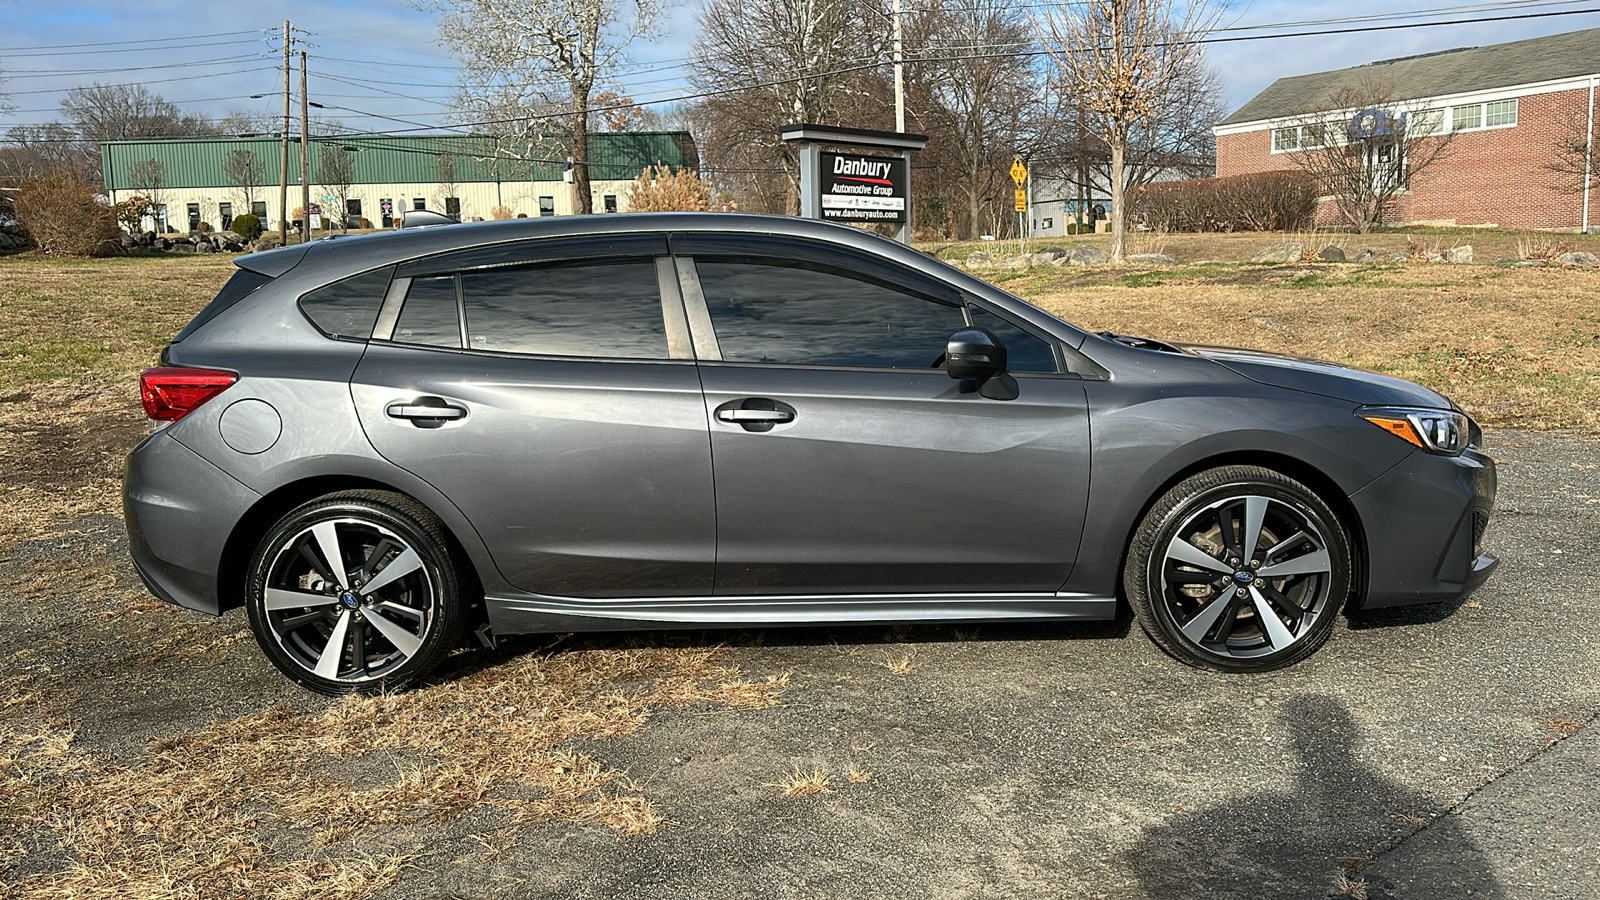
[340,591,360,608]
[1234,570,1255,584]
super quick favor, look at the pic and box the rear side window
[298,267,393,340]
[173,269,271,342]
[393,276,462,348]
[460,259,667,359]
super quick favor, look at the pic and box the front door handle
[386,398,467,428]
[714,398,797,433]
[716,408,794,424]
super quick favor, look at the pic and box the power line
[2,67,279,97]
[0,29,263,52]
[1,55,274,80]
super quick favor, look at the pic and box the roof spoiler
[399,209,461,229]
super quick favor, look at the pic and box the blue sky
[2,0,1597,136]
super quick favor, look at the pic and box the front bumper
[1350,445,1498,609]
[123,431,261,615]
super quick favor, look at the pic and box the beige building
[100,132,698,232]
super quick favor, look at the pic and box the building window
[538,196,555,217]
[219,202,233,230]
[346,198,362,226]
[154,204,169,232]
[186,202,200,230]
[380,198,394,228]
[1042,217,1053,230]
[603,194,618,213]
[1271,124,1331,153]
[1451,104,1482,130]
[1485,98,1517,127]
[413,197,426,211]
[444,197,461,218]
[251,201,267,223]
[1411,108,1444,136]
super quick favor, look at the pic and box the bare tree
[1041,0,1223,262]
[916,0,1057,239]
[223,149,265,210]
[1,124,98,183]
[1548,98,1596,206]
[1278,79,1458,233]
[689,0,885,212]
[433,152,459,215]
[419,0,666,216]
[128,158,167,231]
[317,145,359,231]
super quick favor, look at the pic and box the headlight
[1359,406,1472,455]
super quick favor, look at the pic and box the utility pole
[278,20,290,245]
[892,0,905,133]
[300,50,311,240]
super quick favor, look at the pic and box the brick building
[1214,28,1600,230]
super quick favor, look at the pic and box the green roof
[1221,27,1600,126]
[100,132,697,191]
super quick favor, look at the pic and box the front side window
[459,259,667,359]
[967,305,1057,374]
[695,258,967,368]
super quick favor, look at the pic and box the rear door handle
[716,409,794,424]
[386,398,467,428]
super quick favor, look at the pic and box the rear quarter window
[172,269,272,342]
[298,267,395,340]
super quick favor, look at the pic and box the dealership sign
[819,152,907,224]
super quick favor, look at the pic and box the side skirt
[483,592,1118,634]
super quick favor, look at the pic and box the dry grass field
[0,236,1596,896]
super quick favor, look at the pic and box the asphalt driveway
[3,429,1596,899]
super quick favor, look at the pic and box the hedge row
[1127,171,1319,233]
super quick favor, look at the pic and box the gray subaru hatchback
[125,214,1497,695]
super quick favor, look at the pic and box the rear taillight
[140,366,238,429]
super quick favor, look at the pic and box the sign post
[781,123,929,245]
[1010,155,1029,254]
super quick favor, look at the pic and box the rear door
[351,235,716,598]
[672,233,1092,596]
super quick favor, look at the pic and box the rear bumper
[1351,445,1498,609]
[123,431,260,615]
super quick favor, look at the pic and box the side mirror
[946,328,1019,401]
[946,328,1006,380]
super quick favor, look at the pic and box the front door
[351,235,715,598]
[672,234,1091,595]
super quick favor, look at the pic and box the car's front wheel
[1124,466,1351,672]
[245,491,465,695]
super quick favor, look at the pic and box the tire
[245,490,467,695]
[1124,466,1351,673]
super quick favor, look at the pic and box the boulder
[171,242,195,253]
[1442,245,1474,263]
[252,236,283,252]
[140,231,156,245]
[1390,254,1410,263]
[1496,258,1546,266]
[1126,252,1176,265]
[197,242,216,253]
[0,232,16,251]
[997,255,1030,270]
[964,250,995,269]
[1250,241,1302,263]
[1030,247,1067,266]
[119,233,137,250]
[1068,244,1109,266]
[1317,246,1347,262]
[1554,250,1599,266]
[1352,247,1389,263]
[1426,252,1444,263]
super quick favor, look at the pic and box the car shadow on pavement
[1123,695,1507,900]
[1344,596,1479,630]
[429,615,1135,684]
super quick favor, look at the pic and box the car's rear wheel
[245,491,465,695]
[1124,466,1351,672]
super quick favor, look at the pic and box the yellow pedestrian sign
[1014,189,1027,212]
[1010,157,1028,186]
